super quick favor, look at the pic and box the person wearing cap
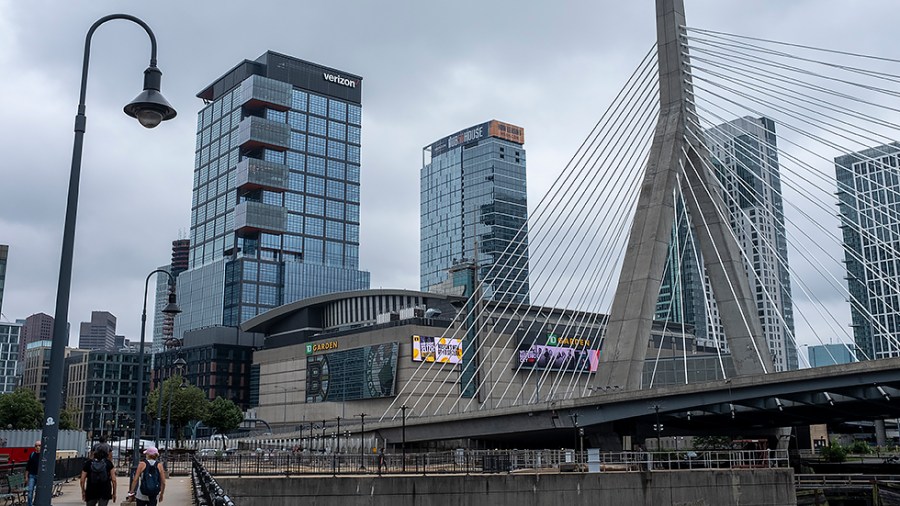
[25,441,41,506]
[127,447,166,505]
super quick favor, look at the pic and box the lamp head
[124,66,176,128]
[162,292,181,316]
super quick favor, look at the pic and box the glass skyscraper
[175,51,369,337]
[836,142,900,360]
[656,116,797,371]
[421,120,530,303]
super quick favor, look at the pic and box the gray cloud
[0,0,896,345]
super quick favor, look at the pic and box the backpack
[139,460,161,498]
[88,459,109,486]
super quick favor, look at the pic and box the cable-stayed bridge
[363,0,900,447]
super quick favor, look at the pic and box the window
[289,172,305,191]
[328,121,346,141]
[286,213,303,234]
[309,94,327,116]
[308,136,326,156]
[291,89,308,111]
[327,160,346,180]
[307,176,325,195]
[305,217,324,236]
[347,145,360,164]
[326,200,344,220]
[325,241,343,266]
[327,140,345,160]
[288,111,307,131]
[306,196,324,216]
[348,125,361,145]
[327,180,345,200]
[285,192,304,212]
[305,238,324,264]
[290,132,306,152]
[284,234,303,252]
[325,220,343,240]
[242,284,257,304]
[346,184,360,203]
[348,104,361,125]
[347,164,360,183]
[329,100,347,121]
[259,263,279,283]
[307,156,325,175]
[266,109,286,123]
[346,203,359,222]
[309,116,327,136]
[259,285,278,306]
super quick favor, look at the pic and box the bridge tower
[594,0,775,390]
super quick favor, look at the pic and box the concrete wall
[218,469,796,506]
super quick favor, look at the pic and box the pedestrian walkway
[49,472,192,505]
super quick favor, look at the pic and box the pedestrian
[127,447,166,505]
[92,436,112,461]
[24,440,40,506]
[81,447,116,505]
[377,447,386,475]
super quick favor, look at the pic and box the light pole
[400,405,408,472]
[36,14,176,505]
[358,413,367,470]
[156,337,184,445]
[164,355,186,463]
[133,269,180,477]
[336,417,341,453]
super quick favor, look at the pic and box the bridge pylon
[594,0,775,390]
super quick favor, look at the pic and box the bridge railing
[191,455,236,506]
[179,448,788,476]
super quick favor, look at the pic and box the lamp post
[164,355,186,463]
[133,269,181,477]
[156,337,184,445]
[336,417,341,453]
[36,14,176,505]
[400,405,408,472]
[358,413,367,470]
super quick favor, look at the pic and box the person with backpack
[25,441,40,506]
[127,447,165,505]
[80,447,116,506]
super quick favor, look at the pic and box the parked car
[197,448,217,458]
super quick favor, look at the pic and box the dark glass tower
[835,143,900,360]
[175,52,369,337]
[421,120,530,303]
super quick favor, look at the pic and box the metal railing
[796,474,900,488]
[192,455,236,506]
[169,449,789,476]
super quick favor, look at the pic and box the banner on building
[412,335,463,364]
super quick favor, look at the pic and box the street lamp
[400,405,408,472]
[36,14,176,505]
[133,269,180,476]
[156,337,184,445]
[164,355,187,462]
[336,417,341,454]
[358,413,367,470]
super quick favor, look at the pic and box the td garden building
[243,289,731,436]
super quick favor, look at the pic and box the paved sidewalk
[48,472,192,505]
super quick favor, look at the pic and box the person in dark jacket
[80,447,116,505]
[25,440,41,506]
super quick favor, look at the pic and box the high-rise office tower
[835,142,900,360]
[421,120,530,303]
[0,245,7,318]
[175,51,369,337]
[152,239,190,352]
[656,116,797,371]
[78,311,117,351]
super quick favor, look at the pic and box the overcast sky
[0,0,896,347]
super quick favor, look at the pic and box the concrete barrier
[218,468,796,506]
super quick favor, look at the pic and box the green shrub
[848,441,872,455]
[821,441,847,462]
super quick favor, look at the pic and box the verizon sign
[323,72,357,88]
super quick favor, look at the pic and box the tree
[691,435,732,450]
[0,389,43,429]
[203,398,243,452]
[146,375,208,444]
[59,408,77,430]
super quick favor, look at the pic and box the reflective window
[348,125,361,145]
[347,203,359,222]
[328,100,347,121]
[259,285,278,306]
[326,200,344,220]
[346,184,360,203]
[290,132,306,152]
[307,176,325,195]
[287,152,305,171]
[309,94,327,116]
[327,160,346,180]
[325,220,343,240]
[327,180,345,200]
[242,284,257,304]
[306,196,324,216]
[348,104,361,125]
[266,109,286,123]
[327,140,345,160]
[328,121,346,141]
[309,116,327,137]
[286,213,303,234]
[347,145,360,164]
[325,241,343,266]
[288,111,307,131]
[289,172,305,192]
[284,234,303,252]
[291,89,308,111]
[347,164,360,183]
[285,192,304,212]
[260,263,279,283]
[346,223,359,243]
[307,156,325,175]
[305,238,324,264]
[305,217,324,236]
[308,136,326,156]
